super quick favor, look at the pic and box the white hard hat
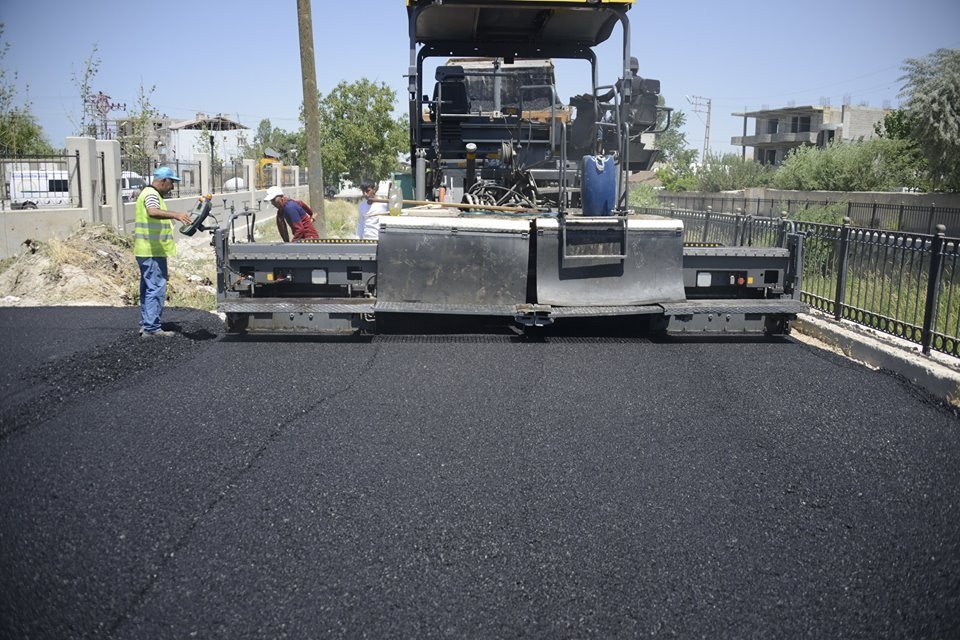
[263,186,284,202]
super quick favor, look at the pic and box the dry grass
[0,255,18,277]
[0,224,217,309]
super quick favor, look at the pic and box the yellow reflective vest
[134,186,176,257]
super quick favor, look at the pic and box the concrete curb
[792,312,960,407]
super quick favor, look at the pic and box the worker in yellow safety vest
[134,166,193,338]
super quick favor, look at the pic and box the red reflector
[737,277,746,285]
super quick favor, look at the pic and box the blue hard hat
[153,166,181,181]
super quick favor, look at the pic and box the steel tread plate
[220,298,374,314]
[374,301,516,316]
[683,247,790,258]
[228,242,377,262]
[545,305,664,317]
[660,299,809,315]
[228,253,376,261]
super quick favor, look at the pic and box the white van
[7,170,72,209]
[120,171,147,202]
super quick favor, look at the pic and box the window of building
[766,119,779,134]
[790,116,811,133]
[764,149,777,165]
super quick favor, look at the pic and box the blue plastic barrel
[581,155,617,216]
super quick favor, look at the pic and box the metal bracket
[560,216,629,262]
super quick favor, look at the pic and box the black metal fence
[642,205,960,358]
[656,194,960,235]
[0,152,82,209]
[214,161,247,193]
[120,158,204,199]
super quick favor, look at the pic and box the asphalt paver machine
[206,0,806,335]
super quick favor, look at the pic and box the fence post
[734,208,743,246]
[846,201,852,221]
[870,201,879,228]
[75,149,83,207]
[833,217,852,321]
[702,206,711,243]
[921,224,947,354]
[897,203,905,231]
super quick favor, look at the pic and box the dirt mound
[0,224,216,308]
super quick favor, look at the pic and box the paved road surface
[1,307,958,638]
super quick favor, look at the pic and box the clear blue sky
[2,0,959,157]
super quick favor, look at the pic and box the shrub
[772,139,922,191]
[697,153,775,192]
[627,183,660,209]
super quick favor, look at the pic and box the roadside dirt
[0,222,217,309]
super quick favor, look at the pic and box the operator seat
[432,66,471,116]
[568,94,599,156]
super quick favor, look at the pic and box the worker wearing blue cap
[133,167,193,338]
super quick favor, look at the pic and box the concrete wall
[0,207,92,259]
[740,188,960,209]
[841,105,887,141]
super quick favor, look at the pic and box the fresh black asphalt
[1,307,958,638]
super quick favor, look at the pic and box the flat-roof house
[731,104,889,166]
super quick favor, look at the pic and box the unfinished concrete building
[731,104,889,165]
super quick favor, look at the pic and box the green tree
[655,159,698,192]
[0,23,54,155]
[240,118,304,167]
[899,48,960,191]
[71,44,101,137]
[874,108,913,140]
[653,103,690,164]
[242,118,303,163]
[119,82,160,171]
[652,102,698,191]
[873,108,930,191]
[312,79,406,185]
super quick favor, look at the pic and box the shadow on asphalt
[215,314,795,345]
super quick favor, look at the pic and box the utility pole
[686,95,712,165]
[297,0,326,233]
[87,91,125,140]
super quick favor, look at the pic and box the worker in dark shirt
[263,186,320,241]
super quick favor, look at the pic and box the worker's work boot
[141,329,177,338]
